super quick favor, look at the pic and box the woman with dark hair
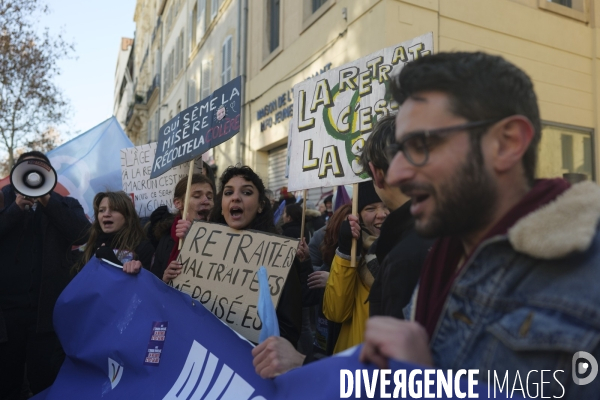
[209,165,308,347]
[74,191,154,274]
[151,173,215,282]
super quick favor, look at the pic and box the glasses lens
[403,134,428,166]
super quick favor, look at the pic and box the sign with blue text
[150,76,241,179]
[287,33,433,191]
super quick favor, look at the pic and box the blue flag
[47,117,133,217]
[273,200,286,224]
[258,266,279,343]
[33,258,512,399]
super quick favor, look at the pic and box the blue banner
[47,117,133,217]
[33,258,510,400]
[151,76,242,179]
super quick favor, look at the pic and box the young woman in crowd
[322,181,389,353]
[308,204,352,355]
[74,191,154,274]
[151,173,215,282]
[208,165,310,346]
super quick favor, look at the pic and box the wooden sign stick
[300,189,307,242]
[350,183,359,268]
[178,161,196,250]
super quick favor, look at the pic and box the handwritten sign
[170,221,300,343]
[120,143,204,218]
[150,76,241,179]
[287,33,433,191]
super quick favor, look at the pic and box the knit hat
[358,181,382,213]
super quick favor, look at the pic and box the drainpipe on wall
[237,0,248,165]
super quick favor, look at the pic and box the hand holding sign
[171,221,300,343]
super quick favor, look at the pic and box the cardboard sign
[151,76,242,179]
[171,221,300,343]
[120,143,204,218]
[287,33,434,191]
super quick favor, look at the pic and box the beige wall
[244,0,600,189]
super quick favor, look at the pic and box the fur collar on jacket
[508,181,600,259]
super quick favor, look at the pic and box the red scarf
[415,178,571,339]
[167,215,182,266]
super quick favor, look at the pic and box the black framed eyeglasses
[385,119,501,167]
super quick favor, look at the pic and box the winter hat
[358,181,382,213]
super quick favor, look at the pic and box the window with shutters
[191,4,197,52]
[175,38,180,77]
[221,36,232,85]
[267,0,280,53]
[201,59,212,99]
[197,0,207,41]
[536,122,595,182]
[169,50,174,84]
[178,31,184,72]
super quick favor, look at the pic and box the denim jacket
[406,182,600,399]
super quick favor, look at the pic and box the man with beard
[360,52,600,397]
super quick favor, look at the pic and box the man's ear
[369,162,386,189]
[490,116,534,174]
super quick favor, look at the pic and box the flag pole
[300,189,307,241]
[351,183,359,268]
[178,160,196,250]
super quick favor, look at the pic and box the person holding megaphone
[0,151,91,399]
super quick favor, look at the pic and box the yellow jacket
[322,250,375,353]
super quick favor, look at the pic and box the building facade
[113,38,134,130]
[118,0,240,155]
[119,0,600,197]
[243,0,599,198]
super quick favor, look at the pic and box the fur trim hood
[305,208,322,219]
[508,181,600,259]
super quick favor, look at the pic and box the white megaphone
[10,158,57,199]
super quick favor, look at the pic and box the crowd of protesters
[2,50,600,399]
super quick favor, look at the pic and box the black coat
[148,207,177,280]
[369,201,434,319]
[0,187,90,342]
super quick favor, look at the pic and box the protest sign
[287,33,433,191]
[171,221,300,343]
[120,142,204,218]
[150,76,242,179]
